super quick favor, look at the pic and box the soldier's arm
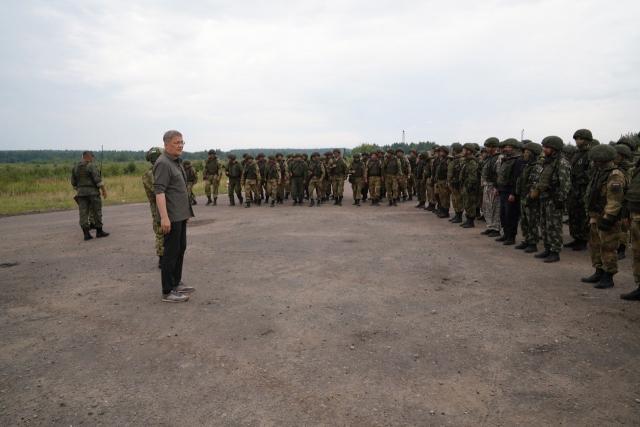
[604,172,626,218]
[447,161,454,183]
[557,160,571,202]
[71,167,78,190]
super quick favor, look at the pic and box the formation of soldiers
[134,130,640,302]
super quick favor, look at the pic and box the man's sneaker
[175,283,195,294]
[162,290,189,302]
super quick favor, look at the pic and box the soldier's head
[333,149,341,158]
[462,143,476,157]
[438,146,449,157]
[82,151,94,162]
[257,153,265,160]
[410,149,417,157]
[294,153,302,160]
[614,144,633,164]
[418,152,425,160]
[617,135,638,152]
[451,143,463,154]
[523,142,542,161]
[396,148,404,157]
[145,147,163,164]
[573,129,593,148]
[163,130,184,157]
[362,152,369,159]
[268,155,276,162]
[311,152,320,160]
[541,136,564,157]
[370,152,378,161]
[501,138,521,154]
[276,152,283,160]
[208,149,216,159]
[302,153,308,160]
[589,144,616,168]
[246,155,254,163]
[242,153,249,159]
[484,137,499,154]
[386,149,395,158]
[353,153,361,162]
[228,154,237,162]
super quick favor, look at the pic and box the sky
[1,0,639,152]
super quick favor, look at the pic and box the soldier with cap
[71,151,109,241]
[289,153,308,205]
[565,129,594,251]
[183,160,198,205]
[459,143,479,228]
[383,149,403,206]
[365,152,383,205]
[433,146,451,218]
[581,144,627,289]
[481,137,501,237]
[308,152,326,206]
[495,139,525,245]
[425,148,437,211]
[203,149,222,206]
[142,147,164,267]
[448,143,464,223]
[264,155,281,207]
[530,136,571,263]
[226,154,243,206]
[515,141,543,253]
[348,153,365,206]
[241,155,261,208]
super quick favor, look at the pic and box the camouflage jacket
[586,164,627,218]
[570,145,591,193]
[516,156,543,200]
[535,153,571,202]
[71,160,103,196]
[459,156,479,194]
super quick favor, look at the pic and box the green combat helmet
[439,145,450,154]
[501,138,522,149]
[451,142,463,153]
[146,147,162,164]
[523,142,542,156]
[541,136,564,152]
[463,143,477,153]
[573,129,593,142]
[484,137,499,148]
[589,144,616,163]
[614,144,633,160]
[208,149,216,155]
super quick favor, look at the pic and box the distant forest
[0,141,436,163]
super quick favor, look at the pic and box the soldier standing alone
[71,151,109,241]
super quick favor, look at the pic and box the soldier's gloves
[597,216,616,231]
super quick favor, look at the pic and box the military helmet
[451,142,463,152]
[396,148,404,153]
[614,144,633,160]
[228,154,236,160]
[484,137,499,148]
[246,155,254,160]
[311,151,320,158]
[589,144,616,162]
[208,149,216,155]
[145,147,162,163]
[523,142,542,156]
[275,152,283,158]
[332,149,341,154]
[541,136,564,151]
[501,138,522,149]
[463,143,477,153]
[573,129,593,141]
[324,151,332,157]
[439,145,450,154]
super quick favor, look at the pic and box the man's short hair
[163,130,183,144]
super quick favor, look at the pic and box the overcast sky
[1,0,638,152]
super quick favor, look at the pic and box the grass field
[0,162,211,216]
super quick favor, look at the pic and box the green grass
[0,162,212,216]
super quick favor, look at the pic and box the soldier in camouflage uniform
[348,153,365,206]
[530,136,571,263]
[614,144,634,259]
[481,137,501,237]
[425,149,437,211]
[71,151,109,241]
[382,149,403,206]
[264,155,281,207]
[307,152,325,207]
[407,149,418,199]
[414,153,427,208]
[621,147,640,301]
[203,150,222,205]
[226,154,243,206]
[515,142,543,253]
[256,153,267,203]
[433,146,451,218]
[459,143,479,228]
[361,152,370,202]
[328,149,348,206]
[322,152,333,201]
[183,160,198,205]
[289,153,308,205]
[448,143,464,223]
[365,152,383,205]
[565,129,594,251]
[397,149,411,201]
[241,155,261,208]
[580,144,627,289]
[276,153,288,204]
[285,154,294,200]
[142,147,164,266]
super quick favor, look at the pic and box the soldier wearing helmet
[565,129,594,251]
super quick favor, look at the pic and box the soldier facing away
[71,151,109,241]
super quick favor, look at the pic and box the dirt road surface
[1,194,639,426]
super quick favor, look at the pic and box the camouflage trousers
[540,199,564,253]
[277,179,288,200]
[148,202,164,256]
[331,177,345,197]
[567,192,589,241]
[368,176,382,200]
[630,213,640,284]
[619,221,630,247]
[416,179,426,203]
[205,176,221,198]
[186,183,196,204]
[407,175,416,196]
[589,215,621,274]
[323,178,331,197]
[450,186,462,213]
[228,178,242,201]
[266,179,279,201]
[397,176,408,198]
[351,177,363,201]
[308,177,323,199]
[426,179,435,204]
[290,177,305,200]
[482,184,501,231]
[435,180,450,210]
[520,199,540,245]
[384,175,399,200]
[243,179,259,202]
[77,195,103,229]
[462,189,477,218]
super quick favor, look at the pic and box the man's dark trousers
[161,220,187,294]
[499,191,521,239]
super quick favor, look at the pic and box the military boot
[309,199,315,207]
[352,199,358,205]
[388,200,393,206]
[316,198,321,206]
[415,202,425,208]
[515,241,528,250]
[425,203,435,211]
[355,199,361,206]
[617,244,626,260]
[238,196,244,205]
[265,195,269,204]
[256,198,261,206]
[213,197,217,206]
[524,244,538,253]
[270,199,275,207]
[572,240,587,251]
[534,248,551,259]
[206,196,212,205]
[285,192,290,200]
[437,209,449,219]
[620,286,640,301]
[543,252,560,263]
[581,268,604,283]
[96,228,109,238]
[229,196,235,206]
[451,212,463,224]
[392,199,398,206]
[245,201,251,208]
[594,271,614,289]
[82,227,93,241]
[337,197,343,206]
[461,216,475,228]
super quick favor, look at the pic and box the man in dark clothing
[495,139,526,245]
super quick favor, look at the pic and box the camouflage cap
[501,138,522,149]
[246,155,254,160]
[523,142,542,156]
[462,143,477,153]
[396,148,404,153]
[451,142,463,152]
[614,144,633,160]
[541,136,564,151]
[484,137,499,148]
[589,144,616,162]
[332,149,341,154]
[275,152,283,158]
[208,149,216,155]
[324,151,332,157]
[573,129,593,141]
[145,147,163,163]
[257,153,265,158]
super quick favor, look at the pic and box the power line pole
[521,129,525,142]
[402,130,405,144]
